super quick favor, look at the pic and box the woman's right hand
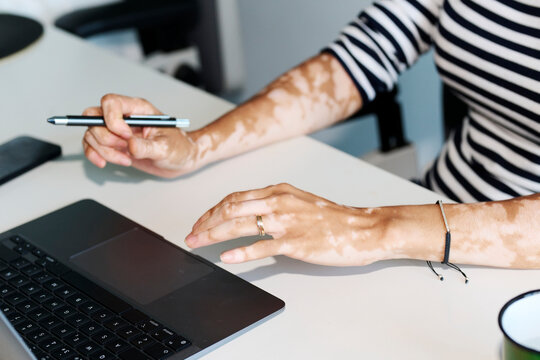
[82,94,199,178]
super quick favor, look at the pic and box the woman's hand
[186,183,396,265]
[82,94,199,178]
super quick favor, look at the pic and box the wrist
[381,204,446,262]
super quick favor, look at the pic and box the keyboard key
[66,294,88,307]
[20,283,41,296]
[13,245,29,255]
[0,268,19,281]
[43,298,63,311]
[21,241,35,253]
[51,323,76,338]
[91,308,115,323]
[151,328,175,342]
[16,300,39,314]
[7,311,25,325]
[35,258,48,267]
[103,317,128,332]
[28,309,50,322]
[89,348,116,360]
[32,248,46,258]
[15,320,37,334]
[137,319,161,333]
[118,348,151,360]
[21,264,42,277]
[9,235,24,244]
[80,301,102,315]
[55,305,77,319]
[26,328,49,343]
[117,325,141,340]
[11,257,31,269]
[66,313,91,328]
[76,340,100,356]
[0,261,7,272]
[131,334,156,349]
[0,303,15,316]
[9,275,30,288]
[80,322,104,336]
[38,315,62,328]
[38,335,63,352]
[5,292,25,305]
[51,345,77,360]
[104,338,130,354]
[38,336,62,353]
[62,271,131,314]
[92,329,116,345]
[144,342,174,360]
[0,284,15,297]
[33,351,51,360]
[0,245,19,262]
[34,290,54,303]
[43,279,65,292]
[55,286,77,299]
[64,332,88,348]
[33,272,54,284]
[122,309,149,325]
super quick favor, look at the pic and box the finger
[187,213,278,248]
[193,199,273,235]
[220,239,282,264]
[84,131,132,166]
[127,136,169,160]
[194,183,297,228]
[100,94,161,140]
[83,141,106,168]
[82,107,103,116]
[88,126,129,149]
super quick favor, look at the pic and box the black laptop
[0,199,284,359]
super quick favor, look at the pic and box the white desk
[1,26,538,360]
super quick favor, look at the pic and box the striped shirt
[325,0,540,203]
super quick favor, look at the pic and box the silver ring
[256,215,265,236]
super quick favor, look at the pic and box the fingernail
[121,158,132,166]
[185,234,196,247]
[221,250,242,263]
[220,252,235,263]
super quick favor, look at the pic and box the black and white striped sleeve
[324,0,443,104]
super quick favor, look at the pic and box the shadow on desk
[191,236,425,282]
[57,153,180,185]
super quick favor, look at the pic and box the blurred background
[0,0,444,180]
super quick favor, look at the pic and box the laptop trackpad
[70,228,214,305]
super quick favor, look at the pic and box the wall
[232,0,444,174]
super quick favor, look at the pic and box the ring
[256,215,265,236]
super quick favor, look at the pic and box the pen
[47,115,190,128]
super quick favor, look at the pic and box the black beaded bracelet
[426,200,469,283]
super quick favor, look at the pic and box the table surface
[1,26,538,360]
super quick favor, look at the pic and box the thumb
[128,137,168,160]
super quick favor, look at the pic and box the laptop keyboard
[0,235,191,360]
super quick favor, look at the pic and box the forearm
[187,53,362,169]
[380,193,540,268]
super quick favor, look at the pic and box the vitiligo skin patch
[186,184,540,269]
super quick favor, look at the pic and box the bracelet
[426,200,469,283]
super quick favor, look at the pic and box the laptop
[0,199,284,359]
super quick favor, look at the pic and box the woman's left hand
[185,183,395,265]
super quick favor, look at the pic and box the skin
[81,53,540,269]
[186,184,540,268]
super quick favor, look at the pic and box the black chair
[55,0,227,94]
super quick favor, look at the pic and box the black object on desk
[0,14,44,59]
[0,136,61,185]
